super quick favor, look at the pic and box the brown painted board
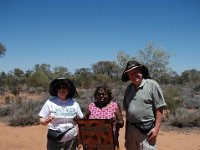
[78,119,115,150]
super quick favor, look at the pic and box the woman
[39,78,83,150]
[84,85,124,150]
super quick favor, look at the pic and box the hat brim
[121,65,150,82]
[123,66,140,73]
[49,78,78,98]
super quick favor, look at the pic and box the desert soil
[0,94,200,150]
[0,122,200,150]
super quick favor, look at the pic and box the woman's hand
[110,117,117,125]
[73,116,80,124]
[115,104,124,128]
[39,116,54,126]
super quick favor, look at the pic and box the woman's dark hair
[94,85,113,101]
[49,78,78,98]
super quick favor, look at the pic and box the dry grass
[0,92,47,105]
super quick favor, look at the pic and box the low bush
[0,100,45,126]
[168,108,200,127]
[162,85,183,112]
[0,105,12,117]
[183,96,200,109]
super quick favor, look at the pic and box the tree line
[1,43,200,94]
[0,42,200,127]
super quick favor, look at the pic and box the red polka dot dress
[88,101,118,133]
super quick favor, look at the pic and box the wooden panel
[78,119,115,150]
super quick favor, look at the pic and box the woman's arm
[115,103,124,128]
[83,107,91,119]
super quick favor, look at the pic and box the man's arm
[148,107,164,141]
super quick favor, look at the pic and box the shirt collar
[138,79,146,89]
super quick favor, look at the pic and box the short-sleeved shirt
[88,101,117,119]
[39,97,83,142]
[123,79,166,123]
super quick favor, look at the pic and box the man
[121,60,166,150]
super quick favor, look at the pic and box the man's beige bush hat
[121,60,150,82]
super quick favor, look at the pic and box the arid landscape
[0,93,200,150]
[0,122,200,150]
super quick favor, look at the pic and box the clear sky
[0,0,199,75]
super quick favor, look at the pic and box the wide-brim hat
[49,78,78,98]
[121,60,150,82]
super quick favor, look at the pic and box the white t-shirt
[39,97,83,142]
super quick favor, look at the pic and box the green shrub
[12,100,44,126]
[77,88,94,114]
[4,96,11,104]
[1,100,45,126]
[162,85,183,112]
[183,97,200,109]
[0,105,12,117]
[168,108,200,127]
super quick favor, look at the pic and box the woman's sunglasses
[57,85,68,90]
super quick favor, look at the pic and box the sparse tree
[92,61,117,78]
[0,42,6,57]
[14,68,24,78]
[116,51,132,70]
[136,43,171,79]
[74,68,93,88]
[53,66,70,78]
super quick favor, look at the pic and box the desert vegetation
[0,43,200,128]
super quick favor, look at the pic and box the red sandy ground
[0,122,200,150]
[0,94,200,150]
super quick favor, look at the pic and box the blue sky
[0,0,199,75]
